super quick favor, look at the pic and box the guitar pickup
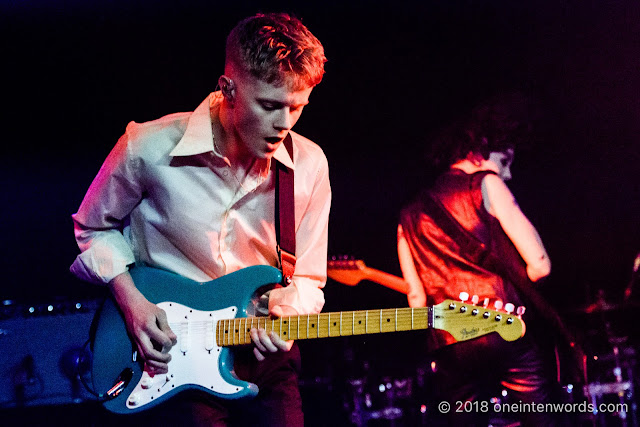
[180,322,190,354]
[205,320,215,351]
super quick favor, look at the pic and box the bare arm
[397,225,427,307]
[108,271,177,373]
[482,174,551,282]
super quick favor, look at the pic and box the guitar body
[91,263,525,415]
[91,265,282,414]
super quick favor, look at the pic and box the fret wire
[379,310,382,331]
[340,312,343,336]
[395,309,398,331]
[224,319,228,346]
[316,314,319,338]
[411,308,414,330]
[352,311,355,336]
[365,310,368,334]
[328,313,331,337]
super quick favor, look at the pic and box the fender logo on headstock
[460,327,480,338]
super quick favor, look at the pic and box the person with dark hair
[71,13,330,426]
[397,93,564,426]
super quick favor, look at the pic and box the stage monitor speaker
[0,299,100,408]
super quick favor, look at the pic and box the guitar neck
[361,268,410,295]
[217,307,431,347]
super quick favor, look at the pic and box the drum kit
[327,257,640,426]
[344,360,426,427]
[335,300,639,426]
[569,289,639,426]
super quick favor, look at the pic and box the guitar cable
[77,338,104,400]
[77,338,134,402]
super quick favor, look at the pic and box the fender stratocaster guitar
[91,265,525,414]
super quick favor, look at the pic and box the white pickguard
[125,303,241,409]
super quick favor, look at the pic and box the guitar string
[165,307,518,346]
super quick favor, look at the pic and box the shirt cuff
[70,235,135,284]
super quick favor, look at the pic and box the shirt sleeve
[69,124,142,284]
[268,150,331,315]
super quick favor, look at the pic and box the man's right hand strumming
[108,272,178,374]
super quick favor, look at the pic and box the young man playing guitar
[397,93,566,426]
[70,13,330,426]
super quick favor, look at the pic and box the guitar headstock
[433,299,526,342]
[327,257,367,286]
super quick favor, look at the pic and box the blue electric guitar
[91,265,526,414]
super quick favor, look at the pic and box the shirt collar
[170,93,219,157]
[170,92,295,171]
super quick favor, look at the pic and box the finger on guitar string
[269,331,294,351]
[250,328,274,352]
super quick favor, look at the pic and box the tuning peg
[516,306,526,318]
[504,303,514,314]
[494,300,503,311]
[471,295,479,305]
[483,298,490,309]
[459,292,469,302]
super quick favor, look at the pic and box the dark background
[1,0,639,421]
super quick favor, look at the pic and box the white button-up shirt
[70,92,331,315]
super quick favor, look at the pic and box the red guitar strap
[274,134,296,285]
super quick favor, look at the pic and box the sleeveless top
[399,169,519,347]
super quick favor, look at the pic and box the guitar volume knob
[128,393,141,406]
[141,375,154,389]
